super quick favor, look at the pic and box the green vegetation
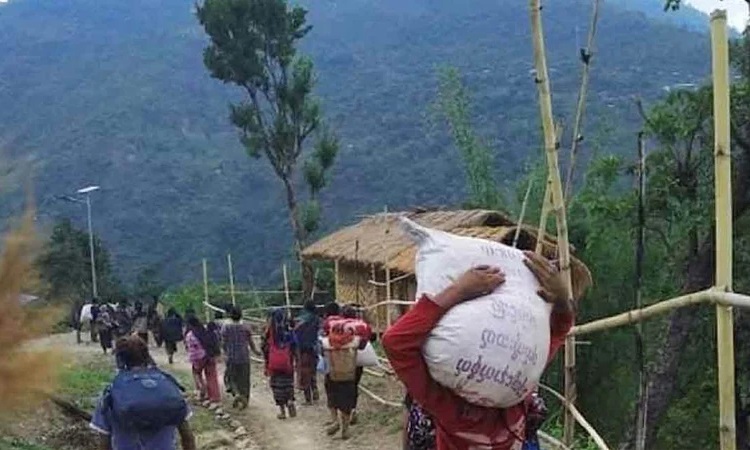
[2,0,746,447]
[0,439,53,450]
[58,358,113,410]
[433,67,503,210]
[197,0,340,297]
[36,219,124,302]
[0,0,713,286]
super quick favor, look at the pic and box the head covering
[270,308,293,346]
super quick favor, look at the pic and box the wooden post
[202,258,210,322]
[529,0,576,443]
[227,253,236,306]
[385,265,392,328]
[334,259,340,301]
[283,264,291,318]
[711,11,736,450]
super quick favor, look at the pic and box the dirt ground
[29,332,403,450]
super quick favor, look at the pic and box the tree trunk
[620,237,714,450]
[281,176,312,300]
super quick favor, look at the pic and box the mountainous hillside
[0,0,712,285]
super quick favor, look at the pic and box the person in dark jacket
[162,308,185,364]
[70,299,84,344]
[89,298,101,344]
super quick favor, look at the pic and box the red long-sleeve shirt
[382,296,573,450]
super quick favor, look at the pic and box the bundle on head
[0,209,60,418]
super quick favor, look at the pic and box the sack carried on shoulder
[109,367,187,431]
[401,218,552,408]
[356,342,380,367]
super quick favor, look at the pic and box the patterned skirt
[269,373,295,406]
[296,350,317,391]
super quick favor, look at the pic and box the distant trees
[36,219,121,302]
[434,67,503,210]
[197,0,339,298]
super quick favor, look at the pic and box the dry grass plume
[0,207,61,419]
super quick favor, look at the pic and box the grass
[57,358,114,410]
[0,438,53,450]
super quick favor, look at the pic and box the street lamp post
[77,185,100,299]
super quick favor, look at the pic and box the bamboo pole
[535,178,553,254]
[358,385,402,408]
[282,264,291,319]
[571,289,713,336]
[564,0,601,203]
[513,178,534,248]
[538,432,572,450]
[634,131,648,450]
[202,258,210,322]
[385,265,392,328]
[711,11,736,450]
[529,0,576,442]
[227,253,236,306]
[539,384,611,450]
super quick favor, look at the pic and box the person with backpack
[321,304,371,440]
[294,301,321,405]
[221,306,261,409]
[90,335,196,450]
[162,308,184,365]
[262,308,297,420]
[185,316,221,405]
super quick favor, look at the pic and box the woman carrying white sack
[383,251,573,450]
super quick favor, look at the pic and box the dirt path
[39,333,402,450]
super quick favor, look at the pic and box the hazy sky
[686,0,748,29]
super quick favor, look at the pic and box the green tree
[197,0,339,298]
[434,67,502,209]
[36,219,122,302]
[132,266,166,300]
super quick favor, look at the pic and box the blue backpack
[108,367,187,431]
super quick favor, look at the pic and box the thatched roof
[304,209,512,268]
[303,209,592,299]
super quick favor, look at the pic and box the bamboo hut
[302,209,592,331]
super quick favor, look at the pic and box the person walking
[96,304,116,354]
[185,316,221,405]
[89,298,101,344]
[148,303,164,348]
[113,301,132,340]
[403,393,436,450]
[162,308,184,364]
[382,253,573,450]
[90,335,196,450]
[294,301,321,405]
[132,301,150,345]
[262,309,297,420]
[70,299,84,344]
[221,306,261,409]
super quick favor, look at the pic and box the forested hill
[0,0,711,284]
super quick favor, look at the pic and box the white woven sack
[356,342,380,367]
[401,218,552,408]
